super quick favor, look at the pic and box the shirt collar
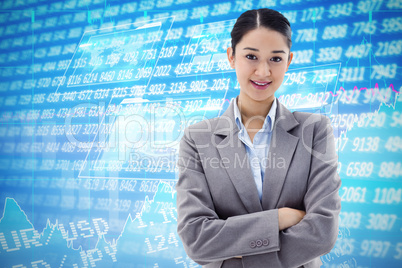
[234,97,277,133]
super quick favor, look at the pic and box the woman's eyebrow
[243,47,259,51]
[243,47,287,54]
[272,50,286,54]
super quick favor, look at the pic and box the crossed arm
[176,116,341,266]
[233,208,305,259]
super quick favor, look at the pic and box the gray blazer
[176,99,341,268]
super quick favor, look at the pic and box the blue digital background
[0,0,401,267]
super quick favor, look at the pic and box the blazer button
[256,239,263,247]
[263,239,269,246]
[249,241,256,248]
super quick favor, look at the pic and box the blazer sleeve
[242,115,342,267]
[176,126,281,265]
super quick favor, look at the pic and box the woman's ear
[227,47,235,69]
[286,52,293,71]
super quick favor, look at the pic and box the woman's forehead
[236,27,290,51]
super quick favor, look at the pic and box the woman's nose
[255,62,271,77]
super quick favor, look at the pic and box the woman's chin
[249,93,275,103]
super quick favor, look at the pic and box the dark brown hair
[231,8,292,55]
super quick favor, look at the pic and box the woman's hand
[278,207,306,231]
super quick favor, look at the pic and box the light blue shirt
[233,98,277,200]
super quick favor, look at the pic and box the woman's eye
[246,54,257,60]
[271,57,282,62]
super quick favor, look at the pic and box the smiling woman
[227,27,293,142]
[228,28,292,95]
[176,8,341,268]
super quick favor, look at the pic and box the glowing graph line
[0,182,186,267]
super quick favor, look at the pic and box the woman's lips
[250,80,272,90]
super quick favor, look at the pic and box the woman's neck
[237,94,274,123]
[237,94,274,143]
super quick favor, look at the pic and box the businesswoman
[176,8,341,268]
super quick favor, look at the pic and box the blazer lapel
[261,103,299,210]
[214,100,262,213]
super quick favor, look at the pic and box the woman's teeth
[252,81,270,86]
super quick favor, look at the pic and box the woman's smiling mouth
[250,80,272,89]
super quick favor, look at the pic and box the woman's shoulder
[186,116,220,130]
[276,101,330,127]
[290,110,332,132]
[182,116,221,140]
[292,110,329,121]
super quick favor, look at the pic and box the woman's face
[227,27,293,105]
